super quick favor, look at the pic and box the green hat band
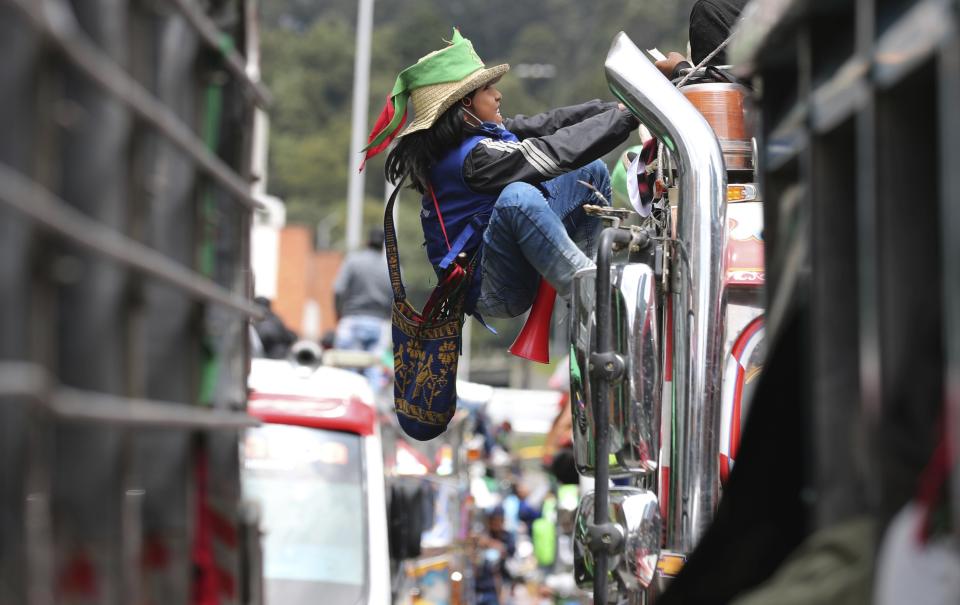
[365,29,486,151]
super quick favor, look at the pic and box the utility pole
[346,0,374,250]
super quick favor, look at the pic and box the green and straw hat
[361,29,508,167]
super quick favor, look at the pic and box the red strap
[428,184,451,250]
[915,416,949,544]
[422,264,465,319]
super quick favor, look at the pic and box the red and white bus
[243,349,391,604]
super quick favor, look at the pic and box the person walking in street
[333,228,392,384]
[473,506,516,605]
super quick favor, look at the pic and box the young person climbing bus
[363,29,637,440]
[363,29,639,321]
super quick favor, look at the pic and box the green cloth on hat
[364,29,487,152]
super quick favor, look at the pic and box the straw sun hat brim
[397,63,509,138]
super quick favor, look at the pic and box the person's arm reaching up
[502,99,616,138]
[465,105,639,193]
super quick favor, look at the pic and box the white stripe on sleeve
[478,138,557,177]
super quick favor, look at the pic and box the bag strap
[430,182,486,271]
[428,183,451,250]
[383,175,408,303]
[385,178,475,309]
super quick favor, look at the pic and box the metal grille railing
[728,0,959,580]
[0,163,260,316]
[0,0,269,602]
[5,0,266,211]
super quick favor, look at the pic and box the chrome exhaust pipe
[605,32,727,552]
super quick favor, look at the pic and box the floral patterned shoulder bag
[384,178,472,441]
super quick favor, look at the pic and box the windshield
[243,424,367,604]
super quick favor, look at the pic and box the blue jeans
[334,314,390,386]
[476,593,500,605]
[475,159,611,319]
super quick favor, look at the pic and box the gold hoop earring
[461,98,473,108]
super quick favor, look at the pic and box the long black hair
[385,95,473,194]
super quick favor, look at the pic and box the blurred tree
[261,17,355,133]
[260,0,699,228]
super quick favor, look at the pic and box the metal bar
[855,95,882,422]
[0,362,258,429]
[0,162,263,318]
[764,205,807,346]
[766,107,808,172]
[346,0,374,249]
[727,0,805,70]
[872,0,954,88]
[590,227,632,602]
[163,0,272,108]
[52,388,258,428]
[938,22,960,540]
[810,57,868,133]
[6,0,264,211]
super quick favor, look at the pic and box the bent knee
[495,181,545,210]
[586,158,609,175]
[584,159,611,206]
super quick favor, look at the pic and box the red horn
[509,279,557,364]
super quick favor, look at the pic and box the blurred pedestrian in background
[503,480,542,538]
[473,506,516,605]
[333,227,392,384]
[494,420,513,453]
[544,356,578,484]
[253,296,297,359]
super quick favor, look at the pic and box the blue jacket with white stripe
[420,100,639,312]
